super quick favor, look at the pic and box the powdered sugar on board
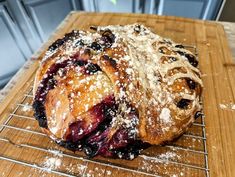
[141,151,181,164]
[159,107,172,124]
[22,102,32,112]
[48,149,63,157]
[139,151,185,176]
[27,152,88,176]
[219,103,235,110]
[42,157,62,172]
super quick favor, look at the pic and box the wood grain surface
[0,12,234,177]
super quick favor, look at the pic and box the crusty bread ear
[33,24,203,158]
[95,24,203,144]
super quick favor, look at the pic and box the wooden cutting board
[0,12,234,177]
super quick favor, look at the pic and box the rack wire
[0,45,209,177]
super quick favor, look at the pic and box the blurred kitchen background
[0,0,234,88]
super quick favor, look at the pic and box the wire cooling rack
[0,45,209,177]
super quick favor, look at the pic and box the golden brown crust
[33,24,203,145]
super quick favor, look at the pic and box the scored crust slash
[32,24,203,159]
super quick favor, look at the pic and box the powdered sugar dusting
[159,107,171,124]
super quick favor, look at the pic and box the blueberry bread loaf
[33,24,203,159]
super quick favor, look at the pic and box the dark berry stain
[33,59,96,128]
[33,28,155,159]
[32,100,47,128]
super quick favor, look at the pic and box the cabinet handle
[3,4,15,23]
[20,0,32,19]
[138,0,146,13]
[154,0,160,13]
[93,0,99,12]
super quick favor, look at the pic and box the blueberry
[90,42,102,51]
[75,60,87,67]
[169,57,178,62]
[83,144,99,157]
[158,47,169,54]
[186,79,196,89]
[185,54,198,67]
[85,63,101,74]
[158,47,165,54]
[49,30,79,51]
[90,26,98,31]
[75,39,85,46]
[65,141,81,151]
[58,140,82,151]
[163,39,172,45]
[134,25,141,33]
[175,44,184,48]
[112,141,150,160]
[64,30,78,40]
[194,111,203,119]
[103,55,117,68]
[101,29,115,47]
[176,50,185,56]
[49,39,64,51]
[177,99,191,109]
[175,51,198,67]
